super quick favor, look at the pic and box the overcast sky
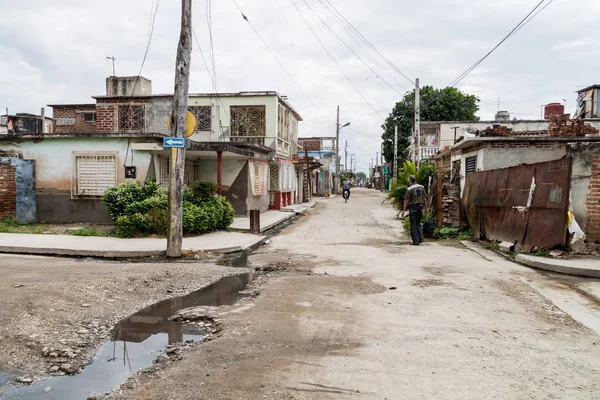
[1,0,598,172]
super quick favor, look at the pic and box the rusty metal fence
[462,158,572,249]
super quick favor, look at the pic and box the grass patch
[69,228,112,237]
[485,241,500,251]
[535,247,550,257]
[0,218,49,235]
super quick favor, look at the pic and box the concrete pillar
[216,151,223,195]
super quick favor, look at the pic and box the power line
[230,0,325,116]
[447,0,548,89]
[206,0,218,91]
[321,0,413,86]
[316,0,407,92]
[136,0,160,83]
[420,0,552,111]
[290,0,383,119]
[300,0,405,97]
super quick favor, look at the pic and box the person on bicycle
[342,179,351,200]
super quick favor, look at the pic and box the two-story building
[0,76,303,223]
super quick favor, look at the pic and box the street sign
[163,137,185,148]
[167,110,197,138]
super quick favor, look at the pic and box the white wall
[188,95,278,140]
[0,138,153,192]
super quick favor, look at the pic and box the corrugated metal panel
[463,158,571,249]
[75,155,116,196]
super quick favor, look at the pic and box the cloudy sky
[1,0,598,172]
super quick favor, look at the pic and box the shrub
[102,181,158,220]
[115,216,137,238]
[106,180,235,237]
[191,180,217,200]
[433,227,460,239]
[70,228,108,237]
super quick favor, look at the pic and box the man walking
[400,175,428,246]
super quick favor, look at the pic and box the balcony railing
[229,135,266,146]
[420,146,440,159]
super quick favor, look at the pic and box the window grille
[73,154,116,197]
[230,106,266,137]
[189,106,211,131]
[158,157,170,187]
[118,105,145,131]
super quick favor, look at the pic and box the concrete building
[0,76,305,222]
[434,120,600,245]
[413,117,549,161]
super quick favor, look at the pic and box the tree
[356,172,367,181]
[381,86,480,163]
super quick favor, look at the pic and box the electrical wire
[321,0,413,86]
[267,0,303,60]
[206,0,218,91]
[420,0,552,111]
[290,0,383,119]
[315,0,407,91]
[131,0,161,96]
[300,0,404,96]
[230,0,325,116]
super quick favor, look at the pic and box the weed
[70,228,111,237]
[0,218,49,235]
[535,247,550,257]
[485,241,500,251]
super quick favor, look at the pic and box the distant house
[298,137,336,196]
[0,76,305,223]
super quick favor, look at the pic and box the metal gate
[462,158,572,249]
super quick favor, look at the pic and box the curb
[515,254,600,279]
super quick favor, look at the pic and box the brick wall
[53,105,97,134]
[0,164,16,219]
[96,98,151,132]
[586,154,600,242]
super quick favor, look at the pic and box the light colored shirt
[405,183,426,205]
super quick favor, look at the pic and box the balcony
[420,146,440,160]
[229,135,266,146]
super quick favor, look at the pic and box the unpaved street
[113,188,600,399]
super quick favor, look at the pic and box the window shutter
[466,156,477,174]
[75,154,116,196]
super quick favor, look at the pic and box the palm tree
[388,161,436,214]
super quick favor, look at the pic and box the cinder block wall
[0,163,16,219]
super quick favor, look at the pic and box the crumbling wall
[0,161,16,219]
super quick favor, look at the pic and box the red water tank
[544,103,565,119]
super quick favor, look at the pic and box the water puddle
[0,273,252,399]
[216,250,250,268]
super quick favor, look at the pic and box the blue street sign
[163,137,185,148]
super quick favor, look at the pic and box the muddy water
[0,273,252,400]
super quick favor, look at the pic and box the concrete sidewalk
[0,231,265,258]
[230,202,316,233]
[515,254,600,278]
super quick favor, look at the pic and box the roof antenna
[106,56,116,76]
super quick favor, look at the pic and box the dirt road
[111,188,600,399]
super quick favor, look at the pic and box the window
[249,160,268,196]
[118,105,145,131]
[82,112,96,123]
[465,155,477,174]
[189,106,211,131]
[73,153,117,197]
[230,106,266,137]
[158,157,170,187]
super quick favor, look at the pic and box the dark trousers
[409,204,424,245]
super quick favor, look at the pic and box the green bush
[433,227,460,239]
[107,180,235,238]
[191,180,217,200]
[102,181,161,220]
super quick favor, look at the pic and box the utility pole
[344,140,348,177]
[335,105,340,194]
[167,0,193,258]
[452,126,459,144]
[393,125,398,184]
[376,152,378,167]
[414,77,421,168]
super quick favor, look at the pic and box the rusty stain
[463,158,571,249]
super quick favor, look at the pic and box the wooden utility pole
[304,145,310,202]
[167,0,193,258]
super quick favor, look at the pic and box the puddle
[0,273,252,399]
[216,250,250,268]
